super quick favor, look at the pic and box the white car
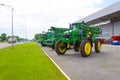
[8,38,17,44]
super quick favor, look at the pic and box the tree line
[0,33,25,42]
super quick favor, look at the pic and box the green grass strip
[0,42,7,44]
[0,42,67,80]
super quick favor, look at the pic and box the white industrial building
[75,1,120,40]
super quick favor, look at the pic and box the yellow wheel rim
[98,41,101,51]
[84,42,91,55]
[67,43,70,48]
[58,42,66,53]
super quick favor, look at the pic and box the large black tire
[55,40,67,55]
[73,42,80,52]
[41,44,46,46]
[95,39,101,53]
[80,39,92,57]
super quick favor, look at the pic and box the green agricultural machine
[39,33,46,46]
[55,22,102,57]
[46,26,70,49]
[40,30,52,46]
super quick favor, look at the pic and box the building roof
[75,1,120,25]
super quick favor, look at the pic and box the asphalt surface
[0,42,23,49]
[0,43,11,49]
[41,44,120,80]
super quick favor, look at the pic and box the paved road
[0,43,11,49]
[41,45,120,80]
[0,42,23,49]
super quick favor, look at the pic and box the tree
[15,36,20,42]
[1,33,7,42]
[34,34,40,40]
[0,36,2,42]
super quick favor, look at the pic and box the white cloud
[0,0,104,39]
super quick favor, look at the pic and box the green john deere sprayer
[46,26,70,49]
[40,30,52,46]
[39,33,46,46]
[55,22,102,57]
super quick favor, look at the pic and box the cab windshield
[72,24,77,30]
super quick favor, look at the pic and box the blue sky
[0,0,119,39]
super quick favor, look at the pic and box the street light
[0,4,14,49]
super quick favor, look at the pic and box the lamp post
[0,4,14,49]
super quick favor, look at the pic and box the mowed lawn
[0,42,67,80]
[0,42,6,44]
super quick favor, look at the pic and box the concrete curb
[39,45,71,80]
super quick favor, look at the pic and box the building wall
[100,23,112,39]
[113,21,120,35]
[100,20,120,40]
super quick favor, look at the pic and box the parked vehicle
[55,22,102,57]
[45,26,70,49]
[39,30,52,46]
[110,36,120,45]
[8,38,17,44]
